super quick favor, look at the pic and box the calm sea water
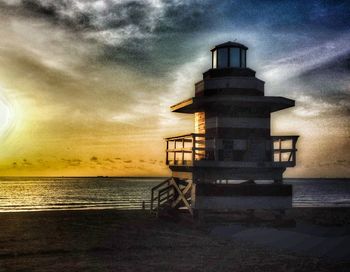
[0,177,349,212]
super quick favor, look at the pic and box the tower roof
[171,96,295,113]
[211,41,248,51]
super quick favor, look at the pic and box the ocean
[0,177,349,212]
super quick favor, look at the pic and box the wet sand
[0,208,349,271]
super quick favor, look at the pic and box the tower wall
[195,69,273,164]
[194,112,205,134]
[195,76,265,96]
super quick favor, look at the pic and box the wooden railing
[150,178,174,214]
[165,133,205,166]
[165,134,299,167]
[150,177,193,216]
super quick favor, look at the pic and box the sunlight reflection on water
[0,177,349,212]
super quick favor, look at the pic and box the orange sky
[0,1,349,177]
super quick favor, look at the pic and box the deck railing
[165,133,205,166]
[165,134,298,167]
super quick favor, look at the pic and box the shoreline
[0,205,349,213]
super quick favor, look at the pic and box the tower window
[212,50,217,68]
[230,48,240,68]
[211,42,248,69]
[241,49,246,68]
[217,48,228,68]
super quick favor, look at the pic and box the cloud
[335,160,349,167]
[61,158,82,167]
[290,53,350,118]
[3,0,161,49]
[318,159,350,168]
[0,0,349,177]
[4,0,350,77]
[22,158,33,167]
[259,35,350,120]
[104,158,114,163]
[0,0,229,74]
[261,34,350,84]
[293,94,350,118]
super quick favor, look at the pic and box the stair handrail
[150,177,172,212]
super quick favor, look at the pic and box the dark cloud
[22,159,33,167]
[293,52,350,117]
[103,1,154,31]
[299,52,350,80]
[61,158,82,167]
[16,0,211,34]
[154,1,216,33]
[335,160,349,166]
[215,1,350,32]
[9,0,153,38]
[21,0,91,30]
[319,162,331,167]
[90,156,98,161]
[89,156,108,166]
[104,158,115,163]
[318,160,350,167]
[3,0,350,75]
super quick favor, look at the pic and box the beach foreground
[0,209,349,271]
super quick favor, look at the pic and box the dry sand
[0,209,349,271]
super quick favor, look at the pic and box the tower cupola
[211,41,248,69]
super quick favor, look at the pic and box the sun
[0,97,13,137]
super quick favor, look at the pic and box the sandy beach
[0,208,349,271]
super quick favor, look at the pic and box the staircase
[150,177,193,217]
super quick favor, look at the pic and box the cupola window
[211,41,248,69]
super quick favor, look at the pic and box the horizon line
[0,176,349,179]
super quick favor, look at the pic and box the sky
[0,0,349,177]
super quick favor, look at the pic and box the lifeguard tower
[151,41,298,218]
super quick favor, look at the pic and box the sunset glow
[0,0,349,177]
